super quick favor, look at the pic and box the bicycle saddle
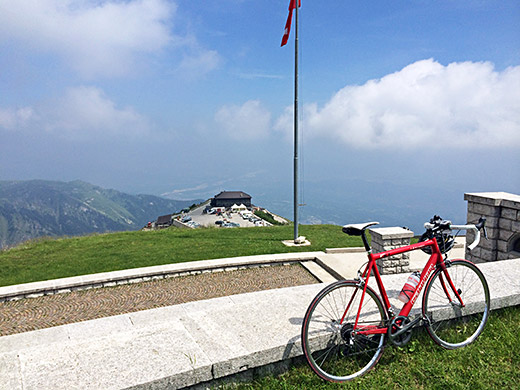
[342,222,379,236]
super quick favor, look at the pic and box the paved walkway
[0,264,317,337]
[1,243,519,390]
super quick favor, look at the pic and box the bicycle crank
[388,315,421,347]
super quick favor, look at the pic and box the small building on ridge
[210,191,252,209]
[156,214,173,228]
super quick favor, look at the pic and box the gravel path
[0,263,318,337]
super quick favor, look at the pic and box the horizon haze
[1,1,519,232]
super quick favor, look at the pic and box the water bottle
[398,272,420,303]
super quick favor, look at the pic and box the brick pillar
[464,192,520,262]
[369,227,413,274]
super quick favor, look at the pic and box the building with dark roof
[210,191,252,209]
[156,214,173,228]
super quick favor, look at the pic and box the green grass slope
[229,305,520,390]
[0,224,362,287]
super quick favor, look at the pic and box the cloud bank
[277,59,520,149]
[0,0,218,78]
[0,86,150,138]
[215,100,272,140]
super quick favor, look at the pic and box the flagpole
[293,1,299,243]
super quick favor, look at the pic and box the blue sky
[1,0,519,229]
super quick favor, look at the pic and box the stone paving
[0,263,318,337]
[1,254,519,390]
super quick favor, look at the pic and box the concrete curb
[1,249,519,390]
[0,239,466,302]
[1,258,518,390]
[324,247,366,254]
[0,252,324,302]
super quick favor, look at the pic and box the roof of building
[213,191,251,200]
[156,214,173,224]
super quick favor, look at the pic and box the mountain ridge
[0,180,199,249]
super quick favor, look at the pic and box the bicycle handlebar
[424,216,487,251]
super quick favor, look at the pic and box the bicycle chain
[333,319,393,358]
[329,315,417,359]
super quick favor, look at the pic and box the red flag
[281,0,301,47]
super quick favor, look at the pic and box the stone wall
[465,192,520,262]
[171,219,194,229]
[370,227,413,274]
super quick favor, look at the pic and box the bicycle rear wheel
[422,260,490,349]
[301,280,387,382]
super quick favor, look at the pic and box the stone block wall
[171,219,194,229]
[465,192,520,262]
[369,227,413,274]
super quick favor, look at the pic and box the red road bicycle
[301,216,490,382]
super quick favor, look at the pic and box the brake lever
[476,217,488,240]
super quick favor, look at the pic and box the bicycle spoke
[423,260,489,349]
[302,281,386,382]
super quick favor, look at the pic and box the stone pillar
[464,192,520,262]
[369,227,413,274]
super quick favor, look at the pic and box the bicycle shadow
[280,317,305,360]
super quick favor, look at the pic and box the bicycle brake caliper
[355,278,365,288]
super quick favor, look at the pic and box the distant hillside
[0,180,199,249]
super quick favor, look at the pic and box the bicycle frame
[347,237,464,336]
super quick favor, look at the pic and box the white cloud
[215,100,272,140]
[238,72,284,80]
[273,105,295,142]
[47,86,150,136]
[177,49,221,79]
[0,86,150,138]
[279,59,520,149]
[0,0,194,78]
[0,107,36,130]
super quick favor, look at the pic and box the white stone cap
[369,226,414,239]
[465,192,520,208]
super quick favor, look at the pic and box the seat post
[361,229,371,252]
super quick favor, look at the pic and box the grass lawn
[223,306,520,390]
[0,224,363,287]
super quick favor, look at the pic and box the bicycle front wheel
[422,260,490,349]
[301,280,387,382]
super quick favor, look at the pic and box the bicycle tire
[301,280,387,382]
[422,259,490,349]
